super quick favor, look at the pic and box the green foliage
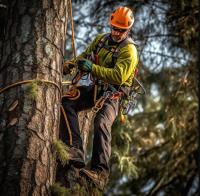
[90,188,103,196]
[111,122,139,178]
[51,183,70,196]
[113,130,131,154]
[52,140,70,166]
[114,152,139,179]
[166,0,198,53]
[25,80,38,100]
[52,181,103,196]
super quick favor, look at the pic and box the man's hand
[63,60,75,75]
[77,58,93,72]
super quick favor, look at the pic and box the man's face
[110,26,130,42]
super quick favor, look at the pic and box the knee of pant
[94,115,111,133]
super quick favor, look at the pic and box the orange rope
[62,87,80,100]
[61,105,72,145]
[68,0,76,59]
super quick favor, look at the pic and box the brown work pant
[60,85,119,173]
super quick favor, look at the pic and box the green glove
[77,58,93,72]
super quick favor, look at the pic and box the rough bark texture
[79,110,94,155]
[0,0,68,195]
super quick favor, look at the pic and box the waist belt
[97,80,130,95]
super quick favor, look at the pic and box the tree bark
[0,0,68,195]
[79,110,94,154]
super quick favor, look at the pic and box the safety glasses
[111,26,128,33]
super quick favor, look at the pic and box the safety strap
[94,33,110,54]
[94,33,136,65]
[92,90,123,113]
[90,34,137,112]
[69,34,137,99]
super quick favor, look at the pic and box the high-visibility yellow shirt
[78,33,138,87]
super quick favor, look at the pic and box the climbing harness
[86,33,145,121]
[92,89,123,113]
[93,33,137,65]
[120,77,146,116]
[91,77,146,122]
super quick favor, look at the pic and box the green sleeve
[65,34,105,63]
[76,34,105,61]
[91,44,138,85]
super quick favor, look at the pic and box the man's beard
[111,32,129,43]
[111,35,123,42]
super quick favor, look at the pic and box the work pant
[60,85,119,174]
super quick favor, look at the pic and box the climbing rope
[60,105,72,145]
[61,0,84,100]
[68,0,76,60]
[0,79,61,95]
[62,86,80,100]
[62,80,72,85]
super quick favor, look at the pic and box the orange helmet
[109,7,134,29]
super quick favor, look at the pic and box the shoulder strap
[94,34,137,65]
[112,37,136,64]
[112,37,136,58]
[95,33,110,54]
[88,34,110,63]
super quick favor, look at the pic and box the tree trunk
[0,0,68,195]
[79,110,94,154]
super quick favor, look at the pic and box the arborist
[61,6,138,190]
